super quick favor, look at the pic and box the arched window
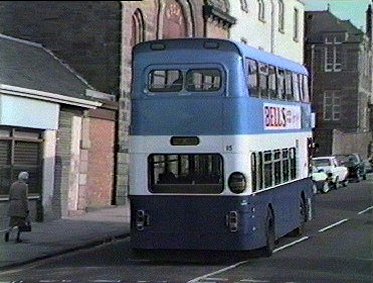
[162,0,187,39]
[131,9,145,47]
[258,0,265,21]
[278,0,285,32]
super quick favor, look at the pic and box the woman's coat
[8,181,29,218]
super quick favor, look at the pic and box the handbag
[18,218,32,232]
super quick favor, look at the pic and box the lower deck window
[148,154,223,194]
[251,147,297,191]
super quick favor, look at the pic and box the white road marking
[273,236,309,253]
[318,219,349,233]
[358,206,373,215]
[187,260,250,283]
[239,279,270,282]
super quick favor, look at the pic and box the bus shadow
[130,249,265,265]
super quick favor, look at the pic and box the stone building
[120,0,235,202]
[304,5,373,157]
[0,34,117,226]
[230,0,305,63]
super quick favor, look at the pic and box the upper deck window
[247,59,259,97]
[147,68,221,93]
[186,69,221,92]
[148,69,183,92]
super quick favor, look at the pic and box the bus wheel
[289,197,306,237]
[262,208,275,257]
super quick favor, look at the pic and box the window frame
[0,127,43,196]
[278,0,285,33]
[148,153,224,194]
[251,147,298,192]
[258,0,265,22]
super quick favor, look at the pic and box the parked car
[311,166,333,194]
[364,159,373,174]
[312,156,348,189]
[334,153,367,181]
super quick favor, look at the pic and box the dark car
[335,153,367,182]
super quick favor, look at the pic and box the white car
[312,156,348,189]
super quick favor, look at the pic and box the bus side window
[285,70,293,101]
[274,150,281,185]
[292,73,300,101]
[264,150,273,188]
[251,153,257,192]
[259,62,269,98]
[289,147,297,179]
[298,74,304,101]
[276,68,285,100]
[268,65,276,99]
[247,59,259,97]
[282,149,289,182]
[258,152,263,190]
[303,75,310,102]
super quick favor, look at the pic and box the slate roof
[0,34,94,99]
[305,10,365,44]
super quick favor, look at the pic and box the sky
[303,0,372,31]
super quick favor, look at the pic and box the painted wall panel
[0,94,59,130]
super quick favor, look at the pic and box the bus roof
[133,38,308,75]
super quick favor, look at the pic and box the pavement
[0,203,131,270]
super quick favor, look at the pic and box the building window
[240,0,248,13]
[324,35,343,72]
[131,9,145,47]
[293,8,299,41]
[323,91,341,121]
[324,46,342,72]
[0,127,43,196]
[258,0,265,21]
[278,0,285,32]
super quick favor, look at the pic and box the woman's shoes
[15,238,22,243]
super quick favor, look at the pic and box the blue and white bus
[129,38,314,256]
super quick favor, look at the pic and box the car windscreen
[312,159,331,167]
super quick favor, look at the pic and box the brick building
[0,34,118,225]
[304,5,373,158]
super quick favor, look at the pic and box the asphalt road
[0,178,372,283]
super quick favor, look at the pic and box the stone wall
[332,129,373,159]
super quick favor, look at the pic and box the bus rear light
[226,211,239,232]
[228,172,247,194]
[135,210,150,231]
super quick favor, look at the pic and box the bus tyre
[289,197,306,237]
[263,208,275,257]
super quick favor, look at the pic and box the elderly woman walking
[4,172,29,243]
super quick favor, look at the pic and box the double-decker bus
[129,38,314,256]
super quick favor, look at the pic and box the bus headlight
[228,172,247,194]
